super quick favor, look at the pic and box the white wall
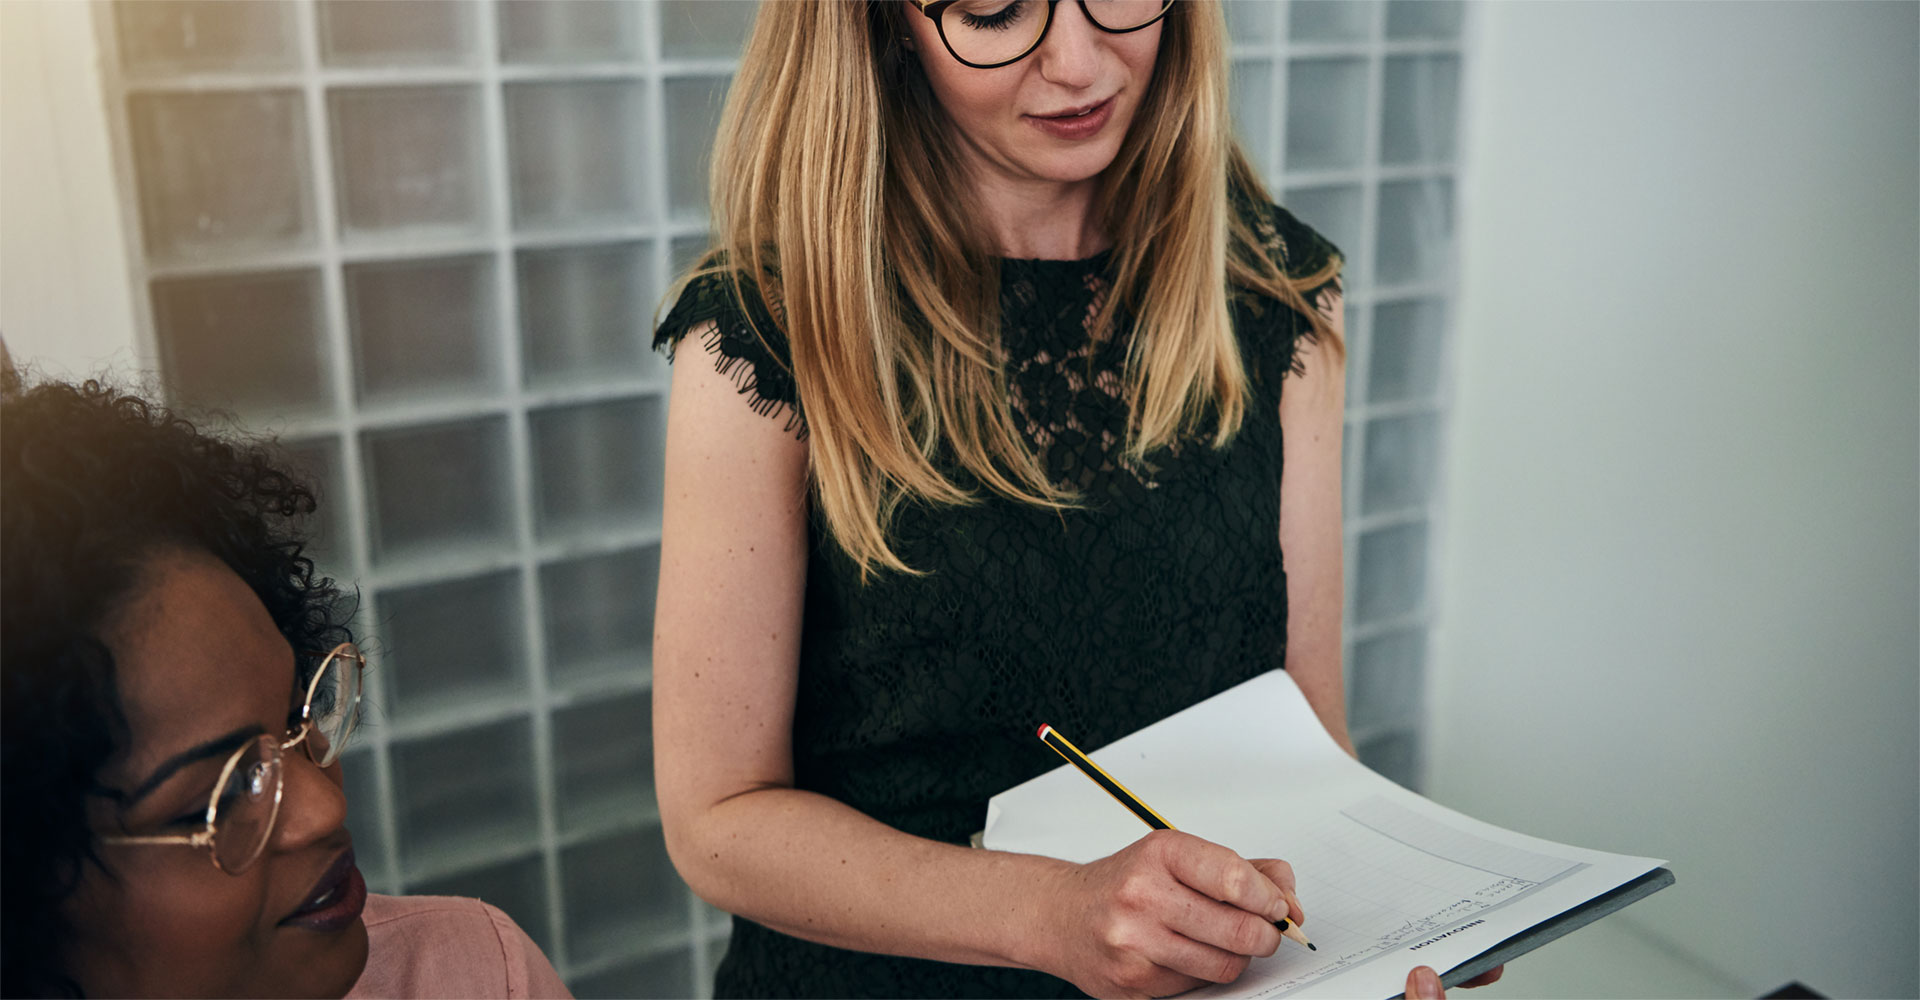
[0,1,141,376]
[1433,3,1918,999]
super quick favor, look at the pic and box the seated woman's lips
[282,848,367,933]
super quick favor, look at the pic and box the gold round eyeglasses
[915,0,1174,70]
[100,642,365,875]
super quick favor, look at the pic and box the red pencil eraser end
[1036,723,1051,740]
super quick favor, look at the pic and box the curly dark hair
[0,375,356,997]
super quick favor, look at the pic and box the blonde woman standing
[652,3,1491,997]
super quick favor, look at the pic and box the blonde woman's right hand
[1036,829,1306,999]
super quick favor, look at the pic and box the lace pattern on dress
[653,271,808,438]
[997,258,1191,494]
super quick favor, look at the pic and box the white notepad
[980,670,1669,999]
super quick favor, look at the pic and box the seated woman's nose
[272,750,351,850]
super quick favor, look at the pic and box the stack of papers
[981,670,1671,999]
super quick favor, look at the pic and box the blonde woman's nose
[1034,1,1102,89]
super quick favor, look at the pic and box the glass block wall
[96,2,756,995]
[1226,0,1465,791]
[94,1,1462,994]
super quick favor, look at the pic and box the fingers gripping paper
[980,670,1670,999]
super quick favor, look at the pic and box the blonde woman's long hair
[689,0,1340,577]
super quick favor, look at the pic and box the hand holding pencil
[1035,724,1509,999]
[1027,724,1313,998]
[1037,724,1316,953]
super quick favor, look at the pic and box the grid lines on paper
[1250,796,1579,995]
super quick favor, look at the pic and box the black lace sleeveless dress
[653,201,1341,999]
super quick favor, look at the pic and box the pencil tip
[1308,943,1317,951]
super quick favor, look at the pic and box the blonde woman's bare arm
[653,329,1307,998]
[649,337,1069,973]
[1279,290,1355,756]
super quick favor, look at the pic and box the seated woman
[0,374,570,999]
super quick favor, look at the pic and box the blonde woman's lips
[1026,97,1114,140]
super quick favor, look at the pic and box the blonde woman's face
[905,0,1163,189]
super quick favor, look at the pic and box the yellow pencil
[1037,723,1316,952]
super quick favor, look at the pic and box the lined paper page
[981,671,1664,999]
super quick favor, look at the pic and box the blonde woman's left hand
[1406,963,1506,998]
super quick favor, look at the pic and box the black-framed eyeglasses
[915,0,1174,70]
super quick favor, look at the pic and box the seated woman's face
[62,547,369,997]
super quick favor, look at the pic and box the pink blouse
[346,894,571,999]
